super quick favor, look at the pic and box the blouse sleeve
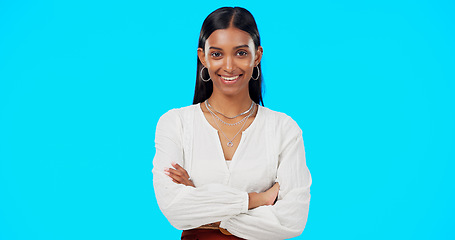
[152,109,249,230]
[219,116,312,240]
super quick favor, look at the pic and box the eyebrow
[209,45,250,50]
[234,45,249,49]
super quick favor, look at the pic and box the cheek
[205,57,254,71]
[237,58,255,69]
[205,59,221,70]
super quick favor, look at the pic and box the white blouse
[152,104,312,240]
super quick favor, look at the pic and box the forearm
[220,187,311,240]
[188,183,279,233]
[193,186,278,236]
[154,172,249,230]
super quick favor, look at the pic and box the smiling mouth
[219,75,241,81]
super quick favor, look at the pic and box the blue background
[1,0,454,239]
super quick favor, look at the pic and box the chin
[217,86,249,98]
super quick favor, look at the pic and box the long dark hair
[192,7,264,106]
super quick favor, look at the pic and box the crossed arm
[154,110,311,239]
[165,162,280,212]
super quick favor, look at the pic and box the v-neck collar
[196,103,262,170]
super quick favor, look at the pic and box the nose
[223,56,234,73]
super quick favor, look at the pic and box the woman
[152,7,311,240]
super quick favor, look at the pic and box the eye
[211,52,222,58]
[237,50,248,57]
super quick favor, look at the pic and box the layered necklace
[205,100,256,147]
[206,100,254,119]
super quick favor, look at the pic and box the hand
[263,182,280,205]
[198,221,221,229]
[164,162,195,187]
[248,182,280,209]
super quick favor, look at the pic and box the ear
[254,46,263,66]
[197,48,207,67]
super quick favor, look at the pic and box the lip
[218,74,242,84]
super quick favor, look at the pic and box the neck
[207,93,253,117]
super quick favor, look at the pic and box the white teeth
[221,75,239,81]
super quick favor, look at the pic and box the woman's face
[198,27,263,98]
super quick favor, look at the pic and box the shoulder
[259,106,304,156]
[156,104,199,130]
[259,106,302,136]
[158,104,198,121]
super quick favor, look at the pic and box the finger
[168,171,186,183]
[188,180,195,187]
[169,167,191,181]
[273,182,280,189]
[171,172,193,187]
[171,162,186,174]
[168,173,185,185]
[171,161,181,169]
[172,163,190,179]
[266,182,280,195]
[164,170,177,181]
[181,171,190,180]
[165,167,194,187]
[164,168,183,175]
[166,168,184,178]
[164,169,183,182]
[172,179,182,184]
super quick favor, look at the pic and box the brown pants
[181,229,245,240]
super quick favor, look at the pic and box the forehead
[205,27,254,49]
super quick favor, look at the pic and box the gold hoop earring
[251,66,260,81]
[200,67,211,82]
